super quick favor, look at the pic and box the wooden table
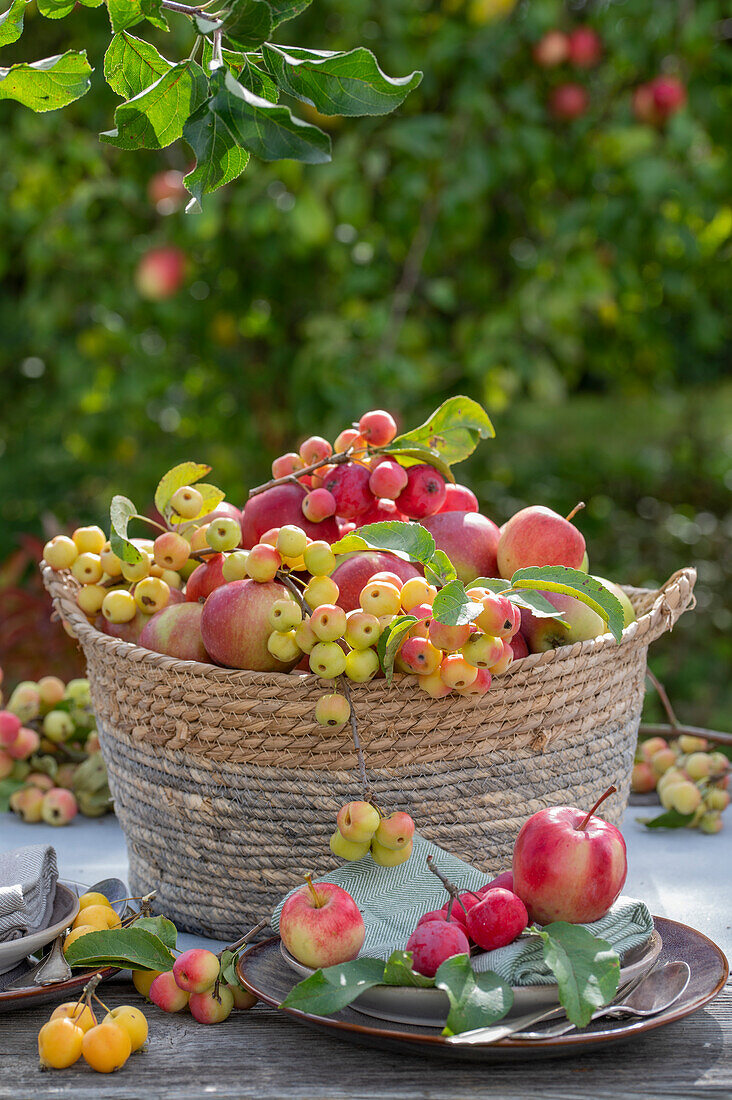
[1,810,730,1098]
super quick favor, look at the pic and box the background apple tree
[0,0,730,728]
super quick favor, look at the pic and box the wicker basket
[43,564,696,938]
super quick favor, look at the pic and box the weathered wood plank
[1,979,729,1100]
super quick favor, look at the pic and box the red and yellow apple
[279,876,365,969]
[420,511,501,585]
[201,579,300,671]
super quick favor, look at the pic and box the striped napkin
[0,845,58,941]
[272,833,653,985]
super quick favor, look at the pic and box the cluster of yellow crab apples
[330,801,416,864]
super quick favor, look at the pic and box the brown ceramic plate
[236,917,728,1061]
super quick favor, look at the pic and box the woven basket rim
[42,563,697,687]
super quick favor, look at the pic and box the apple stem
[339,676,371,802]
[304,873,324,908]
[565,501,585,523]
[220,918,269,958]
[247,446,366,499]
[426,856,469,917]
[576,785,617,831]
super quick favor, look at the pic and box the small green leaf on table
[431,579,483,626]
[280,957,385,1015]
[205,68,331,164]
[386,396,495,467]
[434,954,513,1037]
[332,520,436,566]
[262,44,422,117]
[376,614,418,682]
[132,915,178,950]
[382,950,435,988]
[533,921,620,1028]
[0,0,26,50]
[0,51,92,112]
[101,60,207,150]
[638,807,696,829]
[221,0,272,50]
[154,461,211,517]
[104,32,172,99]
[510,567,625,641]
[109,495,144,565]
[64,927,176,972]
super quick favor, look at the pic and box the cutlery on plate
[6,935,71,989]
[508,960,691,1040]
[446,966,655,1046]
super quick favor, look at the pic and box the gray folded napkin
[0,845,58,941]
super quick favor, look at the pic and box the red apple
[509,631,529,660]
[135,246,186,301]
[512,787,627,924]
[533,30,569,67]
[497,505,586,578]
[331,552,421,612]
[477,870,514,895]
[140,603,209,663]
[147,170,188,213]
[549,83,588,120]
[186,553,227,603]
[355,498,408,526]
[279,876,365,969]
[437,483,479,513]
[241,484,339,548]
[199,501,243,531]
[567,27,602,68]
[201,579,299,671]
[420,511,500,585]
[396,464,446,519]
[651,76,686,119]
[466,888,528,950]
[98,609,153,644]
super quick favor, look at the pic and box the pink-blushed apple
[173,948,221,993]
[406,920,470,977]
[201,579,299,671]
[331,552,421,612]
[135,246,186,301]
[520,590,606,653]
[98,608,153,644]
[497,505,586,579]
[279,876,365,969]
[549,83,589,120]
[421,511,501,585]
[185,553,227,603]
[322,464,373,519]
[241,483,339,548]
[533,29,569,67]
[147,170,187,213]
[477,871,514,895]
[512,787,627,924]
[437,483,479,513]
[416,908,469,940]
[140,603,209,662]
[567,27,602,67]
[354,498,408,526]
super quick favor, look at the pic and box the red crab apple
[201,579,300,671]
[147,170,187,213]
[549,83,588,120]
[241,484,339,548]
[135,247,186,301]
[466,888,528,950]
[406,921,470,978]
[478,871,514,896]
[279,875,365,969]
[355,498,408,527]
[652,76,686,119]
[497,505,586,578]
[331,552,421,612]
[416,908,469,939]
[513,786,627,925]
[567,27,602,68]
[396,464,446,519]
[186,553,227,603]
[322,464,373,519]
[421,512,500,586]
[438,483,479,513]
[140,603,209,662]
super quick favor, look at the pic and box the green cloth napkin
[271,833,654,986]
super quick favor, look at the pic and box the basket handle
[633,565,697,646]
[42,562,99,644]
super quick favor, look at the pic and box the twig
[161,0,221,21]
[212,26,223,65]
[247,448,361,499]
[339,676,370,801]
[639,723,732,748]
[645,669,680,728]
[426,855,469,917]
[221,918,269,957]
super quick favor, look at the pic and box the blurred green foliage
[0,0,730,724]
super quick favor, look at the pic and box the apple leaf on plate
[638,807,696,829]
[377,614,418,682]
[533,921,620,1028]
[63,927,176,971]
[280,957,385,1015]
[385,396,495,468]
[431,579,483,626]
[382,950,435,988]
[109,494,145,564]
[434,953,513,1037]
[509,566,625,641]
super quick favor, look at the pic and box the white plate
[281,930,663,1027]
[0,883,79,976]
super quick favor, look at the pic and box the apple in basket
[512,786,627,925]
[279,875,365,969]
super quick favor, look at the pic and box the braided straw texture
[43,564,695,938]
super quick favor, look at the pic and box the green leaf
[262,44,422,118]
[64,927,176,972]
[37,0,75,19]
[154,461,212,517]
[470,577,510,592]
[0,52,92,112]
[384,446,455,484]
[280,957,385,1015]
[194,13,219,34]
[101,60,207,150]
[331,520,436,566]
[183,94,250,209]
[0,777,25,813]
[107,0,143,33]
[206,68,331,164]
[0,0,26,46]
[109,495,144,565]
[376,614,417,682]
[638,807,696,829]
[506,589,566,620]
[169,483,225,522]
[222,0,272,50]
[534,922,620,1028]
[434,955,513,1037]
[424,549,457,587]
[104,33,172,99]
[386,397,495,467]
[238,59,279,102]
[510,567,625,642]
[382,950,435,988]
[132,915,177,950]
[268,0,312,26]
[431,579,483,626]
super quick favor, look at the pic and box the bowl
[0,883,79,975]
